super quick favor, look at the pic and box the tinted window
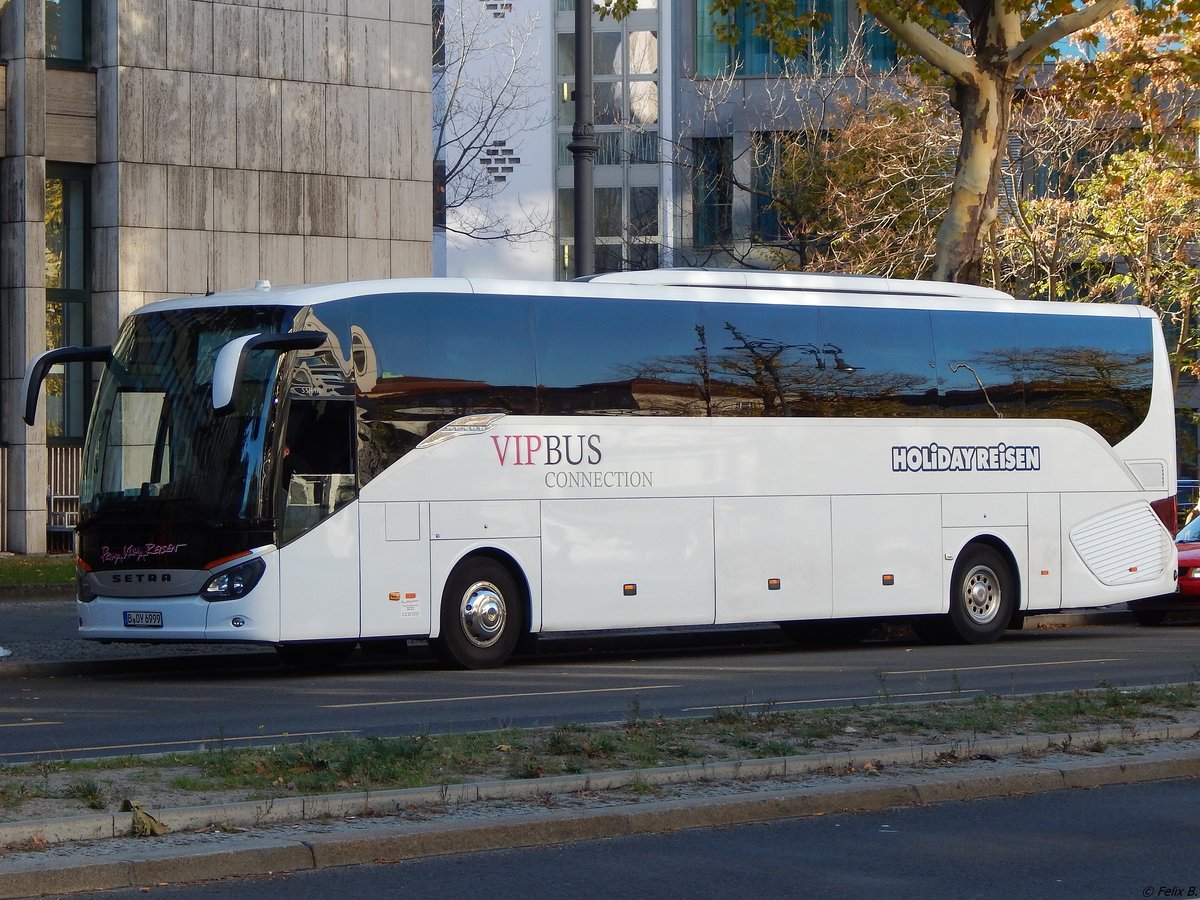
[350,293,537,481]
[932,311,1024,418]
[818,307,938,416]
[703,302,825,417]
[1018,314,1153,444]
[534,298,706,415]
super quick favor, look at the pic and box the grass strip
[2,683,1196,815]
[0,555,74,586]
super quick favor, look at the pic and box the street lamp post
[567,0,597,278]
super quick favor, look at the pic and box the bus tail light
[77,557,96,603]
[202,558,266,601]
[1151,496,1177,535]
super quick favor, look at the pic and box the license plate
[123,611,163,628]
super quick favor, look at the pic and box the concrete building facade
[434,0,891,281]
[1,0,433,553]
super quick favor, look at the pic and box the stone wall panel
[260,9,305,81]
[327,85,370,176]
[282,81,326,173]
[167,166,214,231]
[167,0,214,74]
[259,170,305,233]
[303,235,348,283]
[191,73,238,168]
[304,173,348,237]
[144,70,192,166]
[259,233,304,286]
[214,168,260,233]
[235,76,282,171]
[304,13,348,85]
[214,3,259,77]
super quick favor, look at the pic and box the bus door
[277,397,361,641]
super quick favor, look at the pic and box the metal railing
[47,446,82,552]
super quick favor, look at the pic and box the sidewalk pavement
[2,588,1194,899]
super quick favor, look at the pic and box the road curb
[2,724,1198,898]
[0,584,74,600]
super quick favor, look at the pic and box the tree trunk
[933,71,1014,283]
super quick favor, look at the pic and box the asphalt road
[50,777,1200,900]
[5,619,1200,763]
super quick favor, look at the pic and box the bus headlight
[202,558,266,601]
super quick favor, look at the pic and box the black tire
[434,557,524,669]
[946,545,1016,644]
[275,641,356,671]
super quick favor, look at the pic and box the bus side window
[283,400,354,478]
[281,399,356,542]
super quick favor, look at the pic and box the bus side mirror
[22,346,111,426]
[211,331,327,414]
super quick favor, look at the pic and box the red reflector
[767,578,781,591]
[882,574,895,586]
[623,584,637,596]
[204,551,252,570]
[76,556,92,573]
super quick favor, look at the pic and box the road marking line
[884,658,1125,676]
[685,689,984,712]
[322,683,680,710]
[0,721,61,728]
[0,730,358,760]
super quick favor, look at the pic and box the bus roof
[133,271,1153,320]
[579,267,1012,300]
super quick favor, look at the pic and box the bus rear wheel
[947,545,1015,644]
[435,557,523,669]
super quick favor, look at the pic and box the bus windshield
[79,306,298,528]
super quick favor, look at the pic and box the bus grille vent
[1126,460,1166,490]
[1069,504,1168,586]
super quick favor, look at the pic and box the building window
[433,0,446,69]
[555,185,659,280]
[434,159,447,229]
[693,137,732,247]
[46,0,88,67]
[752,132,789,243]
[696,0,847,77]
[863,14,897,71]
[45,166,91,443]
[555,3,662,279]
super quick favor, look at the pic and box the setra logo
[110,572,173,584]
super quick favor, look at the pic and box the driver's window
[280,399,356,543]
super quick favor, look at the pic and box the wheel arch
[442,546,534,639]
[951,532,1023,628]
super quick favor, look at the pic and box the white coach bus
[23,269,1178,669]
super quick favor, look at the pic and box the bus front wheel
[435,557,523,669]
[947,545,1015,644]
